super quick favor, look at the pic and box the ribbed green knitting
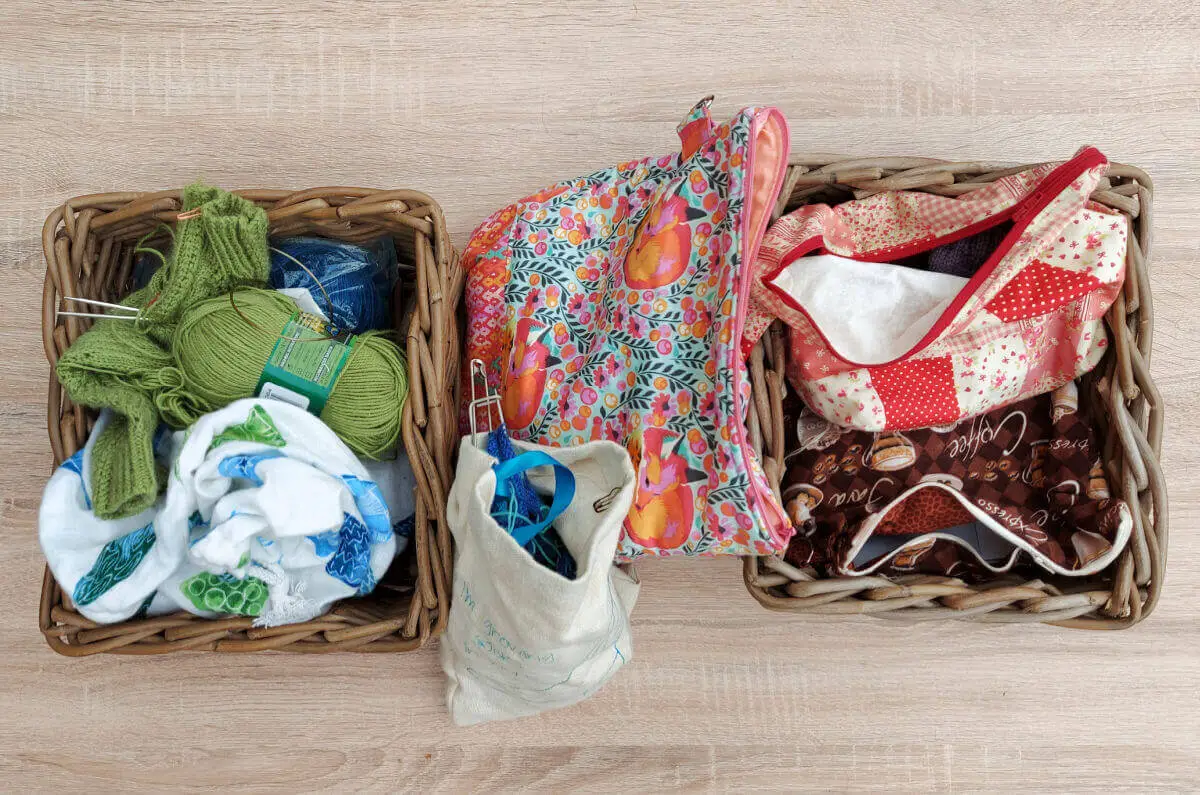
[56,184,269,519]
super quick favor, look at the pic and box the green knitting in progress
[56,184,408,520]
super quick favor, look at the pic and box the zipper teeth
[732,108,791,543]
[842,478,1125,578]
[858,162,1059,260]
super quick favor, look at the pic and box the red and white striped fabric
[744,147,1127,432]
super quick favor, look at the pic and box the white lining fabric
[852,521,1019,569]
[839,482,1132,578]
[768,253,968,365]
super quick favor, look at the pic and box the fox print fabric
[462,99,793,558]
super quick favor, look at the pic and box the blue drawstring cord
[486,428,577,579]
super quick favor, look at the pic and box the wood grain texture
[2,1,1198,791]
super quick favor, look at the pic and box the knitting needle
[55,311,141,320]
[57,295,142,321]
[62,296,140,314]
[269,246,336,323]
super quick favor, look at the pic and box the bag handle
[678,95,716,160]
[492,451,576,548]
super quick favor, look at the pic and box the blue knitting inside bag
[486,429,577,579]
[268,236,398,333]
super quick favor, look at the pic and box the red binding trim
[762,147,1106,369]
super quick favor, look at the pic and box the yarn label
[255,312,355,415]
[259,382,311,411]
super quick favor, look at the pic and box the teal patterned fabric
[72,522,156,606]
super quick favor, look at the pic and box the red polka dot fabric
[746,147,1129,431]
[870,357,959,430]
[984,258,1102,323]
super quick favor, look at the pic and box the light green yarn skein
[172,288,407,459]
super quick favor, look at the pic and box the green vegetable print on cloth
[72,522,157,606]
[180,571,269,616]
[207,404,287,452]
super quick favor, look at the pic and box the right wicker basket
[742,155,1166,628]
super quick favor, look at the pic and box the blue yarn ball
[268,236,397,333]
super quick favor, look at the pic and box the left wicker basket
[39,188,461,655]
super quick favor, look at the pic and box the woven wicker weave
[743,156,1165,628]
[39,188,460,654]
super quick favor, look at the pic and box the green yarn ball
[172,288,407,459]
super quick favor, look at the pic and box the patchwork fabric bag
[462,98,793,557]
[780,381,1132,579]
[746,147,1128,432]
[442,437,639,725]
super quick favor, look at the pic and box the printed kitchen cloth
[40,410,184,624]
[747,147,1128,431]
[442,437,639,726]
[461,97,792,558]
[780,381,1131,579]
[39,399,399,626]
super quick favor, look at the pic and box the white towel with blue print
[39,399,401,626]
[39,412,185,624]
[363,452,417,553]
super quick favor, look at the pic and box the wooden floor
[2,2,1198,791]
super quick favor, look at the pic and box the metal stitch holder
[467,358,503,443]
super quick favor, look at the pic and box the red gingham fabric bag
[743,147,1128,432]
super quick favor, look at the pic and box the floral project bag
[462,99,793,558]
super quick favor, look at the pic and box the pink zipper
[731,107,791,543]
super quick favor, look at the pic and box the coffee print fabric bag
[746,147,1128,432]
[780,381,1132,579]
[442,437,639,726]
[461,98,793,558]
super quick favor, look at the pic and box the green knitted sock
[56,320,183,518]
[55,183,270,519]
[142,184,270,346]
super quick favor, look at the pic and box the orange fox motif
[502,318,558,430]
[527,184,569,205]
[625,427,707,550]
[624,193,705,290]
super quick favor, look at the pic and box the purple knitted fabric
[927,224,1010,278]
